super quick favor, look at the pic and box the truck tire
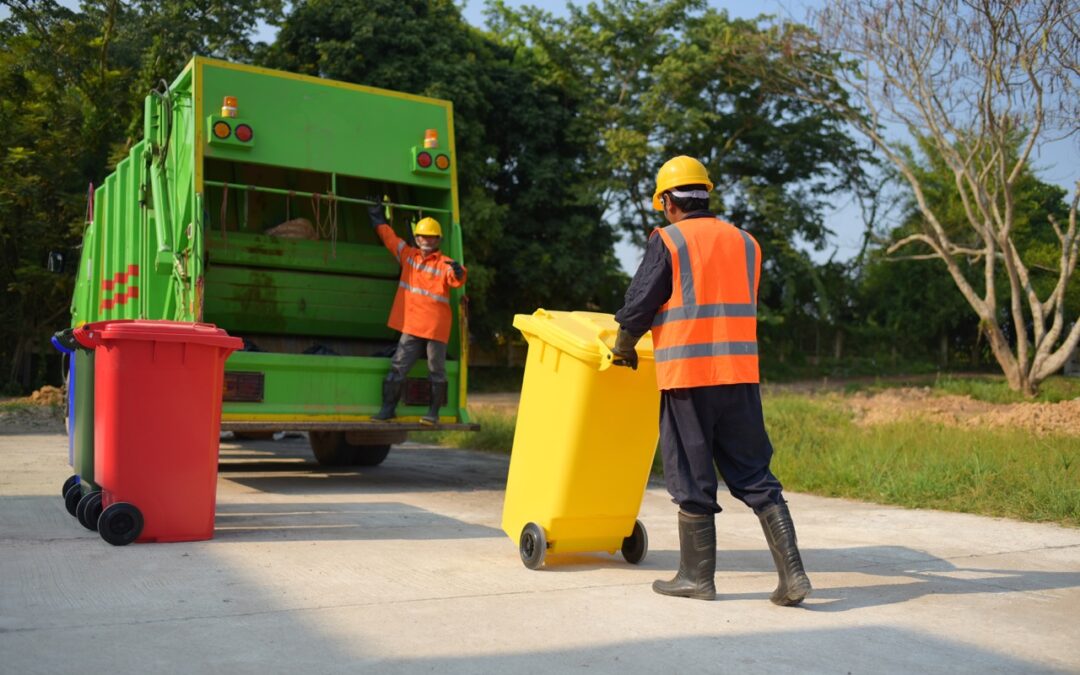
[309,431,399,467]
[309,431,353,466]
[351,444,391,466]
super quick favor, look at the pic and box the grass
[931,374,1080,404]
[764,393,1080,527]
[412,408,518,453]
[426,388,1079,527]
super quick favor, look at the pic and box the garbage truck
[67,57,476,468]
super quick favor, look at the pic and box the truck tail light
[417,151,433,168]
[234,124,253,142]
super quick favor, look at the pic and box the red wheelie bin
[73,320,241,545]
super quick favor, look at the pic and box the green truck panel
[70,57,471,446]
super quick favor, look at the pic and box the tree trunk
[833,329,844,361]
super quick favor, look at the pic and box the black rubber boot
[420,381,443,425]
[372,379,402,421]
[652,511,716,600]
[757,501,812,606]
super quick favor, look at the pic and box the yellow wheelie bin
[502,309,660,569]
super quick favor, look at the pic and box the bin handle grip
[596,330,616,372]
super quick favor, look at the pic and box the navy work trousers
[659,383,784,516]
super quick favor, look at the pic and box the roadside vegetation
[421,372,1080,527]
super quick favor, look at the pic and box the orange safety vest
[376,224,466,343]
[651,217,761,390]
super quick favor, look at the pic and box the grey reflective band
[395,240,406,259]
[666,224,696,307]
[654,341,758,363]
[654,302,756,326]
[738,228,756,300]
[405,256,442,276]
[668,189,710,200]
[399,281,450,304]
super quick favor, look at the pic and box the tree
[488,0,871,267]
[261,0,626,344]
[790,0,1080,395]
[0,0,282,392]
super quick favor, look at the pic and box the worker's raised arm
[368,204,410,261]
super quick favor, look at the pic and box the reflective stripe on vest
[399,280,450,304]
[405,256,443,276]
[652,219,760,388]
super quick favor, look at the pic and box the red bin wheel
[98,502,143,546]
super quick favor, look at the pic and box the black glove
[611,328,640,370]
[368,203,388,228]
[447,259,464,279]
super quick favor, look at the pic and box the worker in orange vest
[368,203,466,424]
[611,156,811,605]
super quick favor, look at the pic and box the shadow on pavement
[213,501,502,542]
[217,439,509,494]
[625,545,1080,613]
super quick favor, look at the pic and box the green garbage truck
[69,57,476,467]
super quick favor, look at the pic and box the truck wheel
[621,519,648,565]
[77,491,103,532]
[351,444,391,467]
[98,502,143,546]
[309,431,353,467]
[519,523,547,570]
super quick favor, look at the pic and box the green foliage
[765,393,1080,526]
[489,0,871,258]
[261,0,627,343]
[0,0,282,392]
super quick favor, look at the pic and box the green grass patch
[764,393,1080,526]
[412,408,518,453]
[0,399,37,412]
[432,391,1080,526]
[931,374,1080,404]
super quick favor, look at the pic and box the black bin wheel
[77,491,103,532]
[62,474,79,498]
[98,502,143,546]
[519,522,547,570]
[63,484,82,517]
[621,519,648,565]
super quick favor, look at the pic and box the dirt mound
[848,387,1080,437]
[30,385,65,406]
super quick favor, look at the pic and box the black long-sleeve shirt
[614,211,716,337]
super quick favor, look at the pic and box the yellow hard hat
[652,156,714,210]
[414,217,442,237]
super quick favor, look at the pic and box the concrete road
[1,429,1078,674]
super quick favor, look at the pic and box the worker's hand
[611,328,640,370]
[447,259,465,280]
[368,203,389,228]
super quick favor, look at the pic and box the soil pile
[848,387,1080,437]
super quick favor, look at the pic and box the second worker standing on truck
[610,156,812,606]
[369,203,466,425]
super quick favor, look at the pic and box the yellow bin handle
[596,329,616,372]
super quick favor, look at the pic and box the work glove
[447,259,465,280]
[368,202,388,228]
[611,328,640,370]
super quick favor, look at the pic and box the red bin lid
[75,320,242,351]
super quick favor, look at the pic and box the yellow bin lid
[512,309,655,370]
